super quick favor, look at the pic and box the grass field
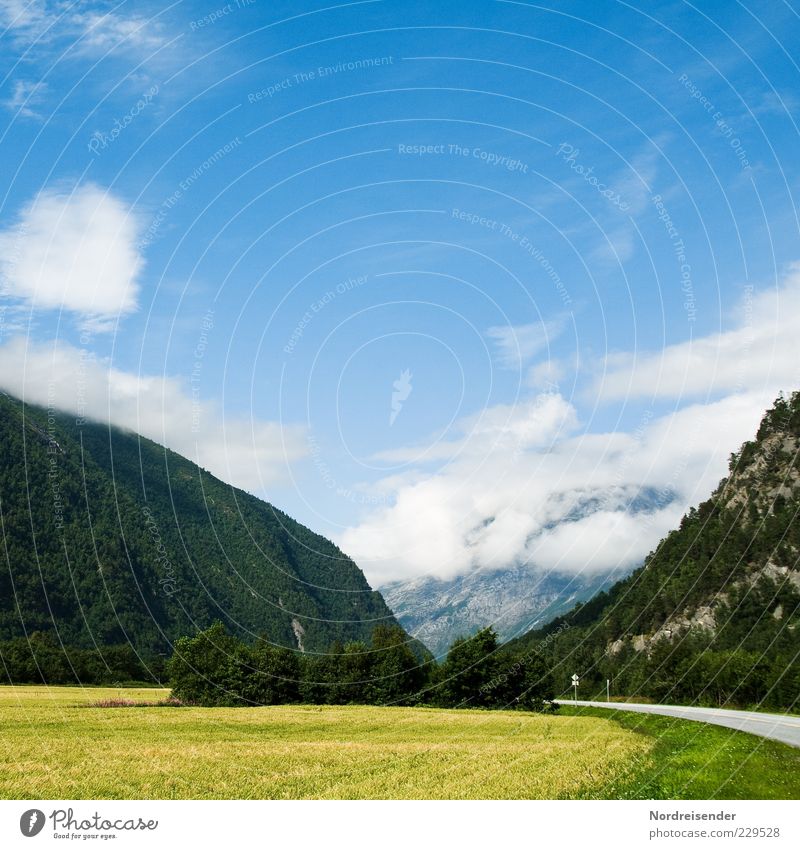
[0,686,798,800]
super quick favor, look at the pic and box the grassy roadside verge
[558,705,800,799]
[558,692,800,716]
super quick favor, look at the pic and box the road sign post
[571,673,579,703]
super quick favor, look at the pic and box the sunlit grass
[0,686,648,800]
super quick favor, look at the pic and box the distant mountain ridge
[383,487,674,655]
[0,393,406,654]
[383,566,619,657]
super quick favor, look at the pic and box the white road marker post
[571,673,579,703]
[607,679,610,701]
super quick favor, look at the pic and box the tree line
[0,632,164,685]
[0,623,558,712]
[168,622,557,710]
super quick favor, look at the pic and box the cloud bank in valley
[340,269,800,587]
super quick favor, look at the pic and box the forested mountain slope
[505,393,800,708]
[0,393,404,656]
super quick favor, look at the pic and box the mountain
[383,566,621,657]
[0,392,407,656]
[505,392,800,708]
[382,488,673,656]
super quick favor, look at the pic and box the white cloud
[340,391,771,586]
[0,184,142,329]
[529,506,684,574]
[588,142,662,265]
[486,318,566,369]
[79,11,169,54]
[527,358,567,390]
[616,145,661,216]
[595,265,800,401]
[591,225,636,264]
[0,0,41,28]
[2,79,48,118]
[372,392,577,464]
[0,337,308,491]
[0,1,169,56]
[344,261,798,587]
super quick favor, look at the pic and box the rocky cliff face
[604,395,800,656]
[383,566,618,656]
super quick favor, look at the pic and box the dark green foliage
[300,624,430,706]
[491,650,557,711]
[430,626,558,710]
[167,622,557,711]
[242,639,301,705]
[0,632,161,684]
[367,624,425,705]
[0,393,409,658]
[434,627,501,708]
[505,392,800,710]
[168,622,251,706]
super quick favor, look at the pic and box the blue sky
[1,0,799,585]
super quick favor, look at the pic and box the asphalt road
[560,700,800,748]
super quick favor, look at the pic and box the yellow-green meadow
[2,686,799,800]
[0,685,647,799]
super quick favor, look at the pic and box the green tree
[492,650,557,710]
[367,625,425,705]
[167,621,249,706]
[240,639,301,704]
[436,627,500,708]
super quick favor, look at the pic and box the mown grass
[557,705,800,799]
[0,686,796,799]
[0,685,648,799]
